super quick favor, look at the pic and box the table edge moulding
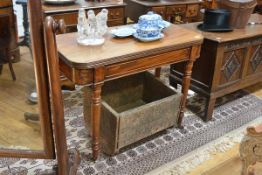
[56,24,203,160]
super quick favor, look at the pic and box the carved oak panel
[247,44,262,75]
[219,49,245,86]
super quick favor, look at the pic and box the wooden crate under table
[84,71,182,155]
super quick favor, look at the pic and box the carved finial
[52,19,66,34]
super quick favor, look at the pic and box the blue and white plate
[133,33,164,42]
[110,27,136,38]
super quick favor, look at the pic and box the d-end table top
[42,0,126,14]
[181,14,262,43]
[125,0,202,7]
[56,24,203,69]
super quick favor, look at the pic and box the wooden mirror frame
[0,0,55,159]
[0,0,80,174]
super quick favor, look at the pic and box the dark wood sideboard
[0,0,20,62]
[123,0,203,23]
[42,0,126,33]
[169,14,262,121]
[256,0,262,14]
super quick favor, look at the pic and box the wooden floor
[0,47,43,150]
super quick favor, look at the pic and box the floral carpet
[0,73,262,175]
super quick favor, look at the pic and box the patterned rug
[0,75,262,175]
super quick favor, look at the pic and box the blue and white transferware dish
[135,11,165,39]
[133,33,164,42]
[133,20,171,30]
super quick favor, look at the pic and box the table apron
[59,47,191,85]
[105,48,190,79]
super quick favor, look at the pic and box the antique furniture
[42,0,126,33]
[0,14,16,81]
[56,24,203,159]
[203,0,217,9]
[218,0,257,29]
[169,14,262,121]
[240,124,262,175]
[124,0,202,24]
[0,0,20,62]
[16,0,30,49]
[84,72,182,155]
[0,0,80,174]
[256,0,262,14]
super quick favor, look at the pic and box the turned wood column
[177,45,201,128]
[91,67,105,160]
[155,67,161,78]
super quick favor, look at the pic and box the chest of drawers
[124,0,202,23]
[42,0,126,33]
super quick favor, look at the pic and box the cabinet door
[0,0,55,159]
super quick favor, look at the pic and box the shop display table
[56,24,203,160]
[170,14,262,121]
[42,0,126,33]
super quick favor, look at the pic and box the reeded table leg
[177,45,200,128]
[177,59,194,128]
[91,83,103,160]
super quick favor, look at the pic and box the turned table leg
[177,59,194,128]
[91,83,103,160]
[91,67,105,160]
[177,45,200,128]
[155,67,161,78]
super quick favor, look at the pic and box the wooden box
[84,72,182,155]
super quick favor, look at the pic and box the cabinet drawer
[107,8,124,20]
[166,5,186,15]
[0,0,12,7]
[108,19,124,27]
[186,4,199,17]
[61,19,125,33]
[52,12,78,26]
[151,6,166,19]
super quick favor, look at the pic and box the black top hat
[198,9,233,32]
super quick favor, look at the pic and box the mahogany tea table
[56,24,203,160]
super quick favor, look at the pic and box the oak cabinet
[169,18,262,121]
